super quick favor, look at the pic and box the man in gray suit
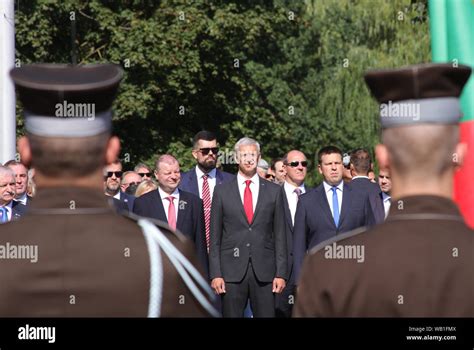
[209,137,287,317]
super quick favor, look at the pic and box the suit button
[246,243,250,247]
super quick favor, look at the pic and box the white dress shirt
[323,181,343,218]
[158,187,180,222]
[284,181,306,225]
[237,172,259,212]
[382,192,391,219]
[113,191,121,200]
[15,192,28,206]
[352,175,370,180]
[195,166,217,200]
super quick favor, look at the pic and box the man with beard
[104,160,134,212]
[180,131,234,251]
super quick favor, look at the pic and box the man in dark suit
[4,160,32,207]
[104,160,135,212]
[0,63,214,317]
[293,146,375,282]
[276,149,311,317]
[179,131,234,251]
[209,137,287,317]
[133,154,208,277]
[0,166,27,223]
[349,148,385,224]
[294,63,474,317]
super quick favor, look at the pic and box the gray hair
[0,165,14,179]
[257,158,269,170]
[134,163,151,172]
[234,137,260,157]
[155,154,179,172]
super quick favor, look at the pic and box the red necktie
[166,196,177,230]
[244,180,253,224]
[202,174,212,250]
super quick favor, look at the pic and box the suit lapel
[281,188,293,230]
[216,170,224,185]
[251,180,267,225]
[154,190,168,222]
[190,168,199,196]
[232,178,248,223]
[338,183,351,228]
[317,185,336,228]
[176,190,187,230]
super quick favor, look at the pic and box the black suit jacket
[281,184,311,285]
[11,201,27,221]
[132,189,208,277]
[350,177,385,224]
[179,167,235,197]
[293,182,375,282]
[209,177,287,283]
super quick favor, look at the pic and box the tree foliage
[15,0,430,185]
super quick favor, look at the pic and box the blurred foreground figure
[0,64,216,317]
[294,63,474,317]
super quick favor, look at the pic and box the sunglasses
[105,171,123,178]
[287,161,308,168]
[138,172,152,178]
[265,174,275,179]
[199,147,219,155]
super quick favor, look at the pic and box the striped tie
[202,174,212,251]
[0,207,8,223]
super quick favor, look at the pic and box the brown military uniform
[293,195,474,317]
[0,187,211,317]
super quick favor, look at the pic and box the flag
[429,0,474,227]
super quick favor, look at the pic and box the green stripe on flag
[429,0,474,121]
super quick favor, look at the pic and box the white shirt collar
[15,193,28,205]
[113,191,121,200]
[195,166,216,180]
[323,180,343,192]
[352,175,370,180]
[158,187,179,200]
[284,181,305,192]
[237,172,259,186]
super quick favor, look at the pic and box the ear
[454,142,467,169]
[105,136,121,165]
[18,136,32,167]
[154,169,159,181]
[318,164,322,175]
[191,149,198,160]
[375,144,389,170]
[349,164,355,176]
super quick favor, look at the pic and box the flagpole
[0,0,16,164]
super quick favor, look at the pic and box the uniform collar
[30,187,111,209]
[388,195,461,217]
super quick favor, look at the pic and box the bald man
[133,154,208,277]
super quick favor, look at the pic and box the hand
[211,278,226,294]
[272,278,286,294]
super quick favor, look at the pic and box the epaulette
[121,211,188,243]
[308,226,369,256]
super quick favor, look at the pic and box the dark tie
[244,180,253,224]
[202,174,212,250]
[294,187,302,200]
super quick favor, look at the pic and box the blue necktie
[0,207,7,223]
[331,187,340,227]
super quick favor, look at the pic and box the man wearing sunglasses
[104,160,135,212]
[134,163,153,179]
[180,131,234,252]
[276,150,311,317]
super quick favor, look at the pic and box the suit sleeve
[292,198,308,284]
[209,185,223,280]
[193,197,209,279]
[132,197,144,216]
[274,189,288,280]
